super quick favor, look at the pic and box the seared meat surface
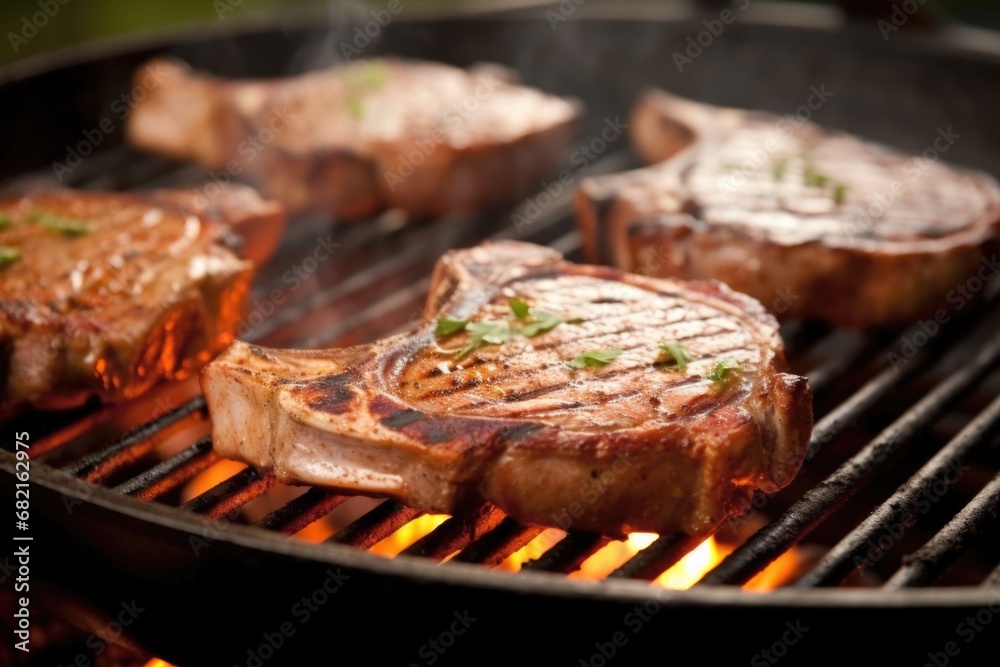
[0,190,261,410]
[202,241,811,537]
[127,57,580,219]
[576,91,1000,328]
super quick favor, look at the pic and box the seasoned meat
[576,90,1000,328]
[0,190,260,410]
[127,57,580,219]
[202,240,811,537]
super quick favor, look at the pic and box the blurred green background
[2,0,1000,66]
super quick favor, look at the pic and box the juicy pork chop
[127,57,580,219]
[0,188,277,410]
[202,241,811,537]
[576,91,1000,328]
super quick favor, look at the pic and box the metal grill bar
[29,404,128,459]
[609,533,706,581]
[180,467,273,517]
[112,437,217,501]
[401,503,506,560]
[700,328,1000,586]
[257,489,349,535]
[331,501,422,550]
[521,533,610,574]
[62,397,206,478]
[797,392,1000,587]
[885,473,1000,588]
[454,518,545,567]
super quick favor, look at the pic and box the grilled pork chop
[576,91,1000,328]
[202,241,811,537]
[127,57,580,219]
[0,190,261,410]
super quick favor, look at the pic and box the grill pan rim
[5,2,1000,609]
[5,452,996,607]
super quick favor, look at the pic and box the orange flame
[369,514,450,557]
[497,528,566,570]
[143,660,178,667]
[181,459,246,503]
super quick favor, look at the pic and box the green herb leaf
[346,61,389,89]
[707,358,741,383]
[455,321,513,359]
[570,348,622,369]
[0,246,21,268]
[509,297,531,319]
[657,340,692,371]
[0,214,13,230]
[772,158,787,182]
[346,97,363,119]
[32,210,90,237]
[803,166,829,188]
[520,309,566,337]
[435,317,470,338]
[833,183,847,204]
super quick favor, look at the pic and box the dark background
[2,0,1000,66]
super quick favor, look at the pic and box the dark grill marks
[379,408,424,430]
[297,372,354,414]
[408,324,747,405]
[415,331,746,411]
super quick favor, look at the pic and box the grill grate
[9,142,1000,592]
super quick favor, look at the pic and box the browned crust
[0,191,253,410]
[203,240,812,537]
[575,89,1000,329]
[126,57,581,220]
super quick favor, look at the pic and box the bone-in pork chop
[202,241,811,537]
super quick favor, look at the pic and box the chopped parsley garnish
[346,97,364,119]
[570,348,622,368]
[657,340,692,371]
[0,246,21,269]
[437,298,584,359]
[803,166,829,188]
[435,317,470,338]
[509,296,584,337]
[833,183,847,204]
[521,309,581,337]
[707,358,741,383]
[771,158,787,182]
[455,321,514,359]
[346,61,389,89]
[0,214,13,230]
[509,297,531,319]
[31,209,90,236]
